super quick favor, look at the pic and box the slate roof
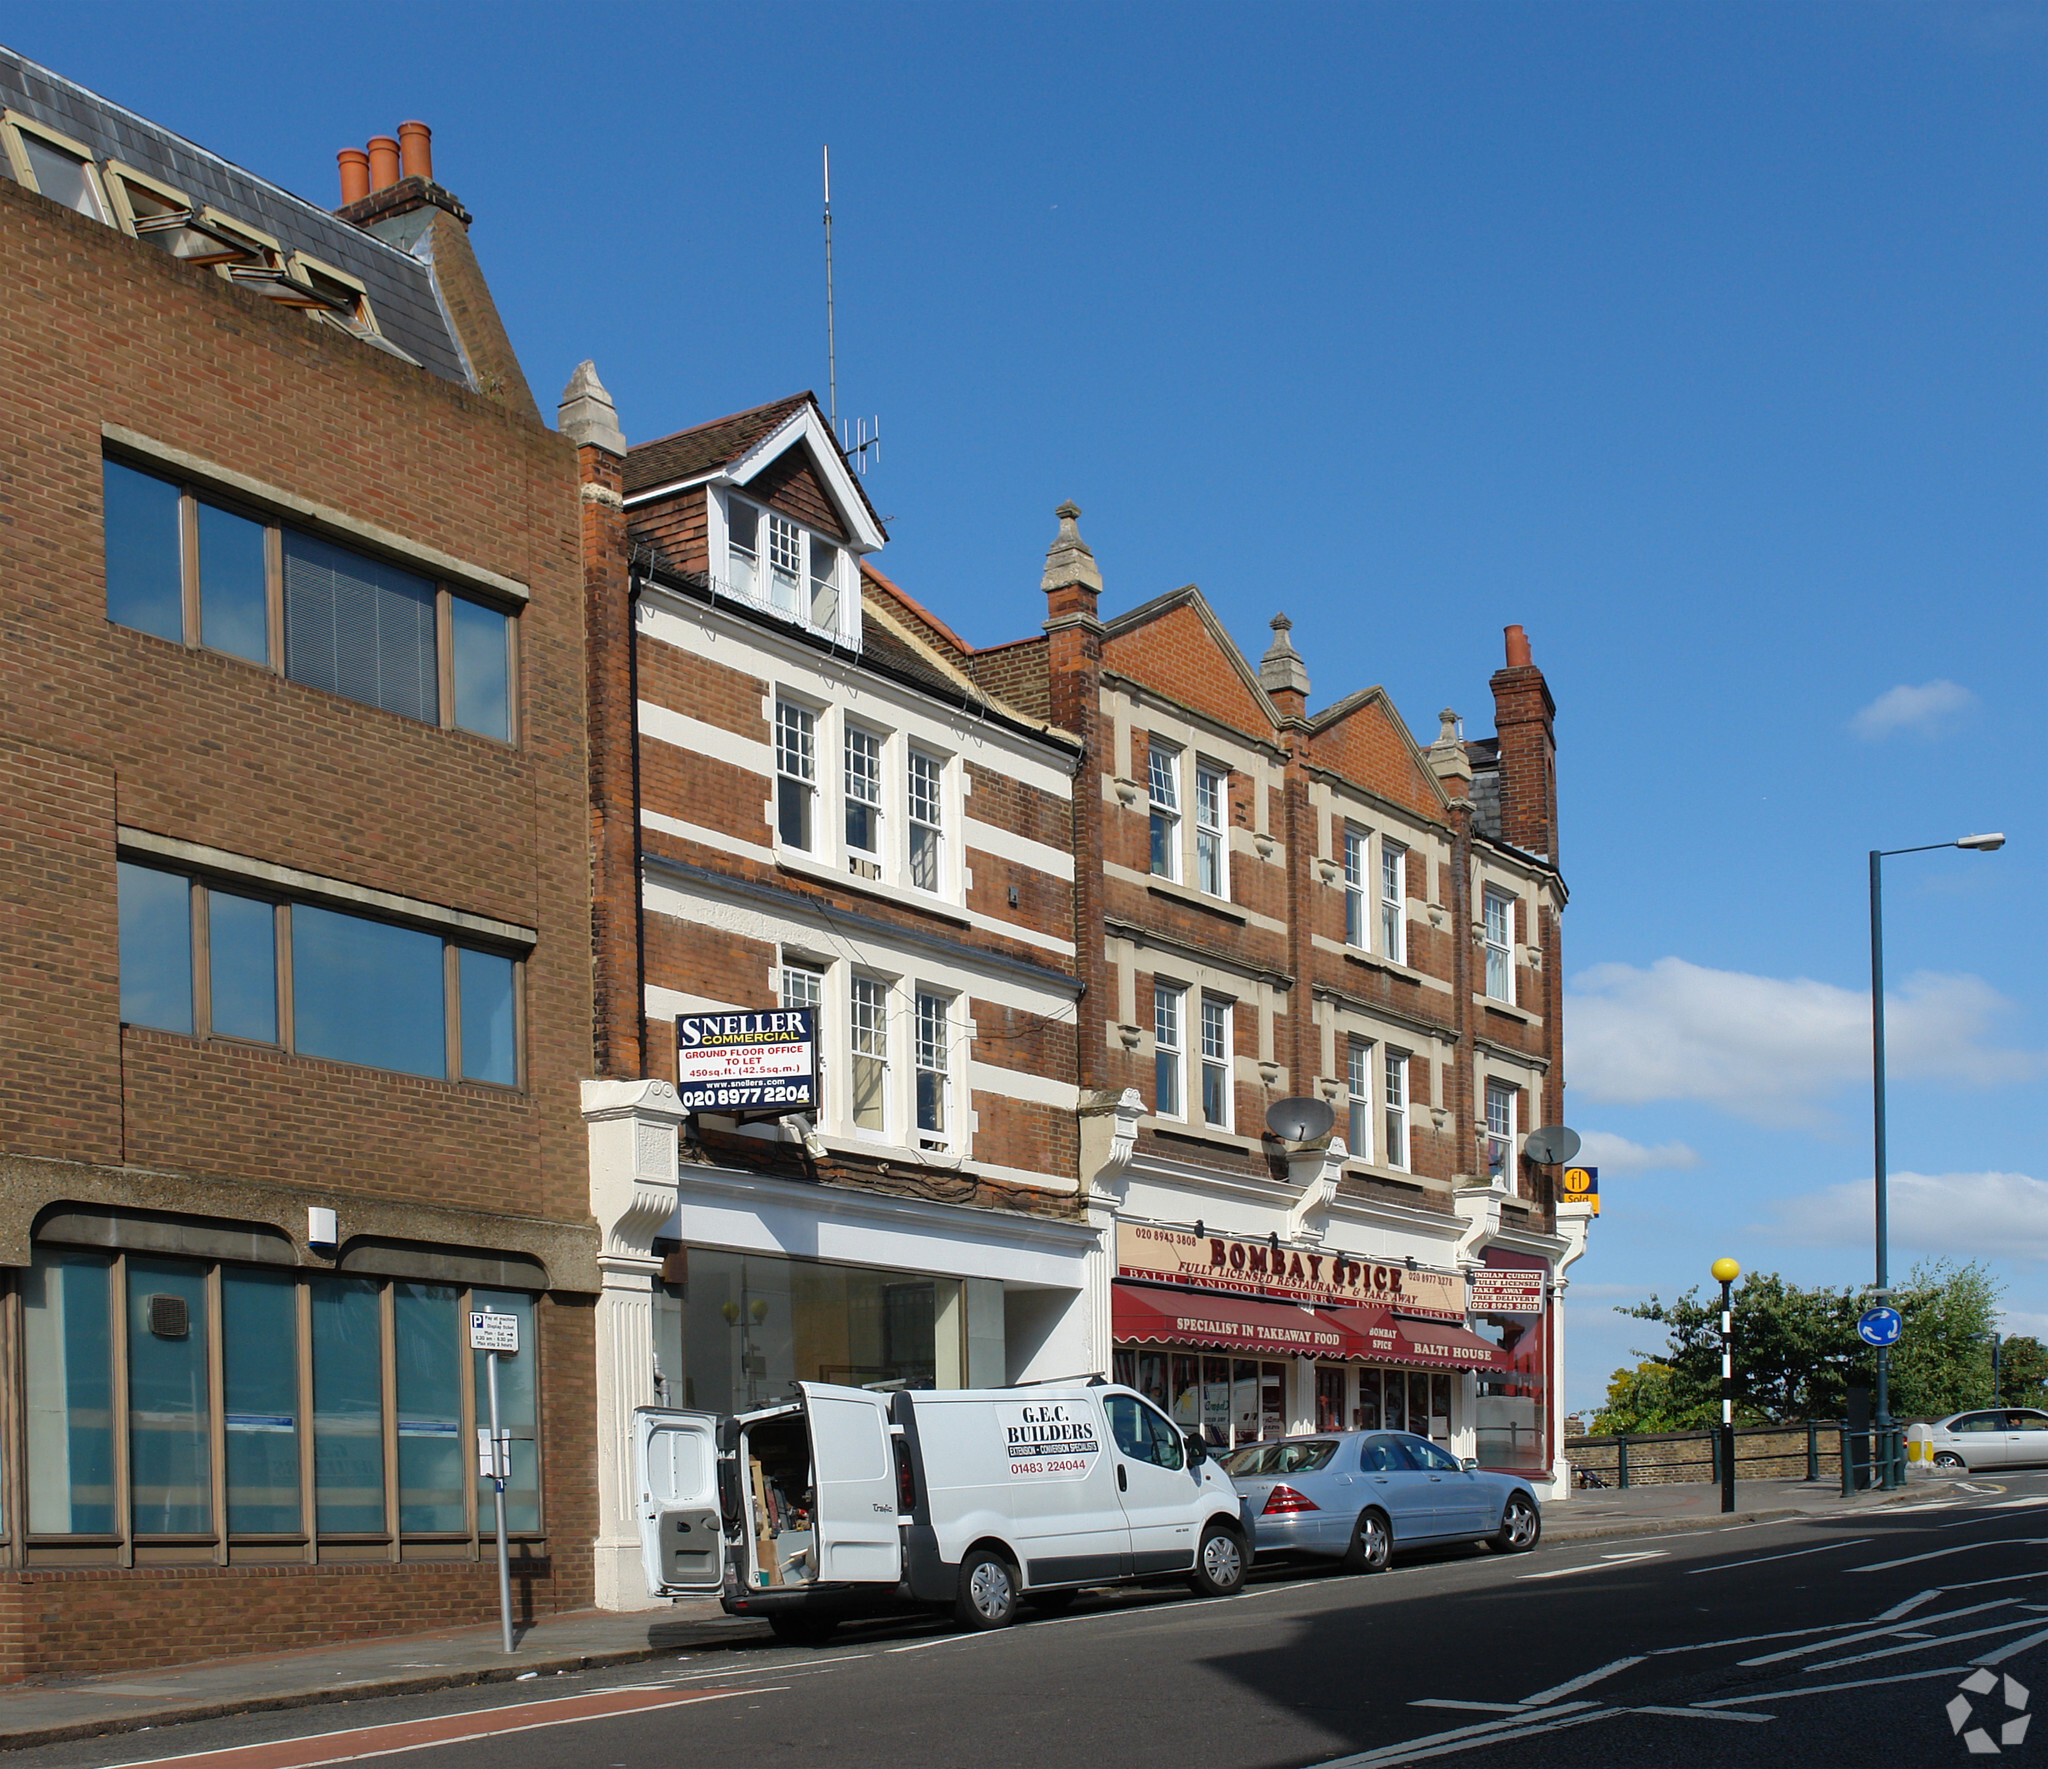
[624,394,815,495]
[0,46,471,388]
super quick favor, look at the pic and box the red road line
[107,1685,753,1769]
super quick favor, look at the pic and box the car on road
[1223,1430,1540,1571]
[1922,1407,2048,1473]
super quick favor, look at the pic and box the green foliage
[1605,1260,2006,1424]
[1999,1336,2048,1407]
[1592,1360,1697,1433]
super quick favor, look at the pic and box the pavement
[0,1473,1943,1754]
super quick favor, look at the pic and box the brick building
[1020,508,1592,1498]
[564,386,1099,1606]
[0,52,598,1672]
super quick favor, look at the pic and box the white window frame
[774,698,818,853]
[850,974,890,1139]
[914,989,952,1150]
[1194,762,1228,899]
[780,960,826,1116]
[1,111,111,223]
[1199,994,1232,1130]
[1342,825,1367,948]
[907,746,945,895]
[1383,1050,1409,1172]
[718,491,848,635]
[1345,1038,1372,1163]
[843,722,884,879]
[1153,981,1186,1119]
[1483,888,1515,1004]
[1147,741,1182,883]
[1380,841,1407,964]
[1485,1079,1517,1182]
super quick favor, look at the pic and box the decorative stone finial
[558,359,625,454]
[1437,708,1459,746]
[1258,610,1310,699]
[1041,500,1102,594]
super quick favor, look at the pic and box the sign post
[469,1309,519,1654]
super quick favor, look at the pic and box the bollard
[1616,1436,1630,1489]
[1709,1430,1720,1485]
[1806,1419,1819,1483]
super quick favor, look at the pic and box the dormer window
[3,111,109,221]
[720,493,847,637]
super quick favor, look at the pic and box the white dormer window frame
[719,490,849,639]
[1,111,112,223]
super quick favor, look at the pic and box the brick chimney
[1042,502,1109,1092]
[566,362,641,1079]
[1489,623,1557,861]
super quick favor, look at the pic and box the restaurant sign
[1469,1267,1546,1318]
[1116,1224,1465,1321]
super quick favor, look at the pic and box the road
[21,1473,2048,1769]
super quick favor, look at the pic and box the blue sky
[16,3,2043,1411]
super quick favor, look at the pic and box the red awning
[1113,1284,1362,1360]
[1321,1306,1508,1373]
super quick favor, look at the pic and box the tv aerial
[823,146,881,476]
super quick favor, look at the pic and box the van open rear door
[634,1407,725,1597]
[800,1383,903,1584]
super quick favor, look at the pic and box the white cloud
[1567,958,2042,1129]
[1764,1170,2048,1265]
[1849,679,1976,740]
[1575,1130,1700,1173]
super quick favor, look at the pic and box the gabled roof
[624,391,887,552]
[0,47,470,386]
[1102,585,1283,742]
[1304,685,1453,821]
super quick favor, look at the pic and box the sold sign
[1562,1166,1600,1216]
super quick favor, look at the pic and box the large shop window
[14,1245,541,1562]
[102,458,516,740]
[680,1250,969,1415]
[1113,1350,1286,1450]
[116,861,521,1086]
[1475,1250,1549,1474]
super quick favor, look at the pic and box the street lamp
[1712,1257,1740,1513]
[1869,833,2006,1489]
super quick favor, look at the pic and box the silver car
[1923,1407,2048,1473]
[1224,1430,1541,1572]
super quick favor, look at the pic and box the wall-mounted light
[1194,1219,1205,1240]
[1268,1233,1281,1256]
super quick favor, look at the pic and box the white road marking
[1410,1700,1531,1713]
[1741,1600,2015,1665]
[1804,1615,2048,1672]
[1697,1663,1979,1708]
[1870,1590,1941,1622]
[1521,1657,1646,1705]
[1517,1550,1666,1581]
[1973,1624,2048,1667]
[1622,1705,1772,1723]
[1684,1538,1871,1575]
[884,1632,996,1653]
[1301,1703,1608,1768]
[1849,1535,2048,1573]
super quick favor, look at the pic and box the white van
[635,1379,1249,1643]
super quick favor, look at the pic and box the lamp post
[1869,833,2005,1490]
[1712,1257,1740,1513]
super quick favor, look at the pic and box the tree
[1592,1360,1693,1434]
[1607,1261,2006,1424]
[1999,1336,2048,1408]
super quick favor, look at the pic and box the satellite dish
[1522,1124,1581,1166]
[1265,1097,1335,1143]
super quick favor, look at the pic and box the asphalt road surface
[24,1472,2048,1769]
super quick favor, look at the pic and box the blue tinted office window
[283,531,437,724]
[127,1257,212,1535]
[104,460,184,641]
[207,890,277,1043]
[118,862,192,1033]
[471,1290,539,1532]
[395,1284,464,1533]
[223,1268,302,1534]
[311,1277,385,1534]
[291,905,445,1078]
[196,502,269,664]
[459,948,515,1085]
[450,597,510,740]
[22,1252,116,1534]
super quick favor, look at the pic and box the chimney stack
[397,121,432,183]
[336,148,369,207]
[366,135,401,191]
[1488,622,1557,861]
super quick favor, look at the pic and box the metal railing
[1567,1421,1887,1489]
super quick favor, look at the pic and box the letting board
[1469,1268,1546,1318]
[675,1009,818,1114]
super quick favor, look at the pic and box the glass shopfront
[1475,1249,1550,1473]
[679,1248,970,1414]
[1348,1367,1453,1443]
[1112,1349,1287,1450]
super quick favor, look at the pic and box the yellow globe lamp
[1711,1257,1740,1284]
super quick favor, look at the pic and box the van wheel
[1487,1494,1541,1553]
[767,1613,839,1647]
[955,1548,1020,1630]
[1028,1588,1078,1614]
[1341,1509,1391,1574]
[1188,1523,1247,1597]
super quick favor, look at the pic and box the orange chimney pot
[366,136,401,191]
[397,120,432,183]
[336,148,370,206]
[1504,624,1533,669]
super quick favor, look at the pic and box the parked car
[636,1380,1249,1643]
[1923,1408,2048,1473]
[1224,1430,1541,1570]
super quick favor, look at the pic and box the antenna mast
[823,145,837,433]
